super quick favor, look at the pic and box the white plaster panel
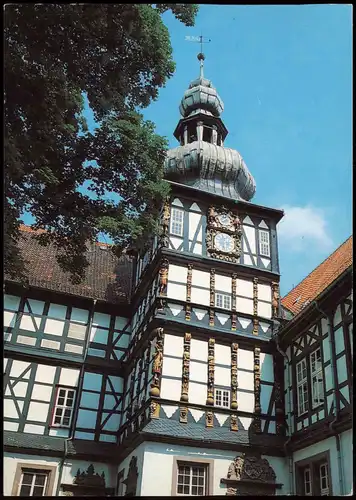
[74,431,95,440]
[320,317,328,336]
[239,416,252,431]
[260,353,274,382]
[4,294,21,311]
[236,297,254,315]
[237,390,254,412]
[24,424,45,434]
[104,395,121,411]
[333,304,342,327]
[90,326,108,344]
[71,307,89,323]
[80,391,100,409]
[244,225,256,253]
[191,269,210,288]
[11,360,32,378]
[107,375,124,393]
[168,303,183,316]
[237,370,254,390]
[167,282,186,301]
[190,338,208,361]
[191,286,210,306]
[189,381,207,405]
[48,303,67,320]
[4,311,17,328]
[32,384,53,402]
[170,236,183,250]
[67,323,87,340]
[188,212,202,240]
[189,409,205,423]
[168,264,187,284]
[190,202,201,212]
[215,274,231,292]
[4,421,19,431]
[258,283,272,302]
[115,316,129,330]
[4,332,12,342]
[76,409,98,429]
[237,349,253,370]
[99,434,116,443]
[162,357,182,378]
[41,339,60,350]
[190,361,208,383]
[163,334,183,358]
[25,299,45,315]
[215,366,230,386]
[4,399,24,418]
[102,412,121,431]
[258,301,272,319]
[161,405,177,419]
[236,278,253,298]
[17,335,36,346]
[59,368,80,387]
[334,326,344,355]
[92,312,110,328]
[215,344,231,366]
[192,242,202,255]
[49,428,70,438]
[172,197,183,207]
[36,364,56,384]
[340,429,353,495]
[5,381,28,398]
[322,336,331,362]
[243,254,253,266]
[20,314,41,332]
[160,378,181,401]
[340,385,350,404]
[216,313,229,326]
[336,355,347,383]
[44,318,65,336]
[215,412,228,427]
[114,332,130,348]
[27,402,49,422]
[82,372,102,392]
[261,385,273,414]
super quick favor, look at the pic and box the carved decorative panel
[209,269,215,326]
[150,327,164,398]
[231,273,237,331]
[273,353,285,435]
[158,259,169,296]
[181,332,191,403]
[253,347,261,433]
[206,338,215,407]
[186,264,193,321]
[180,406,188,424]
[123,456,139,497]
[271,281,279,319]
[253,278,259,335]
[206,206,242,263]
[231,342,238,412]
[160,198,171,247]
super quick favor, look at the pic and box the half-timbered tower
[279,236,353,496]
[3,54,353,497]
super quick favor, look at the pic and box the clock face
[214,232,234,252]
[218,213,231,226]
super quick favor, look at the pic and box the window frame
[171,457,214,497]
[295,451,332,496]
[214,388,230,409]
[51,385,76,428]
[11,463,57,497]
[296,358,308,416]
[215,292,232,310]
[170,207,184,237]
[259,229,270,257]
[310,347,324,409]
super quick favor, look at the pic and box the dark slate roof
[5,225,133,305]
[141,419,285,448]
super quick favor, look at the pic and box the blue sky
[23,5,352,296]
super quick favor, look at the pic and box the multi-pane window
[214,388,230,408]
[319,463,329,496]
[259,230,270,257]
[18,470,49,496]
[296,358,308,415]
[304,468,312,496]
[298,459,331,496]
[176,463,207,496]
[52,387,76,427]
[310,348,324,408]
[215,292,231,310]
[170,208,184,236]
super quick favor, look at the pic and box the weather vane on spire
[185,34,211,78]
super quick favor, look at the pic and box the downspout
[275,332,294,495]
[55,298,97,496]
[314,301,344,496]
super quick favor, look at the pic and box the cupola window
[202,125,213,143]
[187,123,197,143]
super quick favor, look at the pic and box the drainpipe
[314,301,344,496]
[274,332,294,495]
[55,299,97,496]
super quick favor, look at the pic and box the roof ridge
[282,235,352,299]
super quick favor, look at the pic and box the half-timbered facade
[3,55,352,497]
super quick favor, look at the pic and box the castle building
[3,55,352,496]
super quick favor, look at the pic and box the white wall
[117,443,146,495]
[3,453,60,496]
[340,429,353,495]
[140,441,288,496]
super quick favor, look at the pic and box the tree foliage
[4,4,198,283]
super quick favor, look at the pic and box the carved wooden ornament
[186,264,193,321]
[158,258,169,296]
[150,327,164,397]
[231,273,237,331]
[73,464,105,488]
[231,342,238,412]
[253,347,262,433]
[209,269,215,326]
[206,337,215,406]
[206,206,243,263]
[253,278,259,335]
[271,281,280,318]
[224,453,277,496]
[181,332,191,403]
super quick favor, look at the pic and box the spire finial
[185,34,211,79]
[197,52,205,78]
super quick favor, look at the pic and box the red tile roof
[5,225,133,304]
[281,236,352,315]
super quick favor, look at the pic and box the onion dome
[164,53,256,202]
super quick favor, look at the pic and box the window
[176,463,207,496]
[214,388,230,408]
[11,464,56,497]
[296,358,308,415]
[51,386,76,427]
[170,208,184,237]
[296,454,331,496]
[310,348,324,408]
[215,292,231,310]
[259,230,270,257]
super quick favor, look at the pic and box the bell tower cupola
[164,53,256,202]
